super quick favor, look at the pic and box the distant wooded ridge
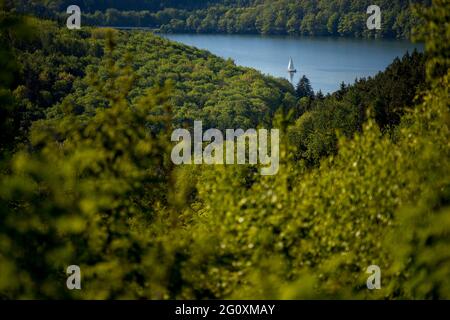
[15,0,430,38]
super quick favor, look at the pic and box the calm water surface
[162,34,423,93]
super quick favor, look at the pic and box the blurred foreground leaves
[0,0,449,299]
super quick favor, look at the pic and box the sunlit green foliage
[0,0,448,300]
[51,30,294,130]
[0,31,178,298]
[190,70,448,298]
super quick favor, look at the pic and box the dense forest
[290,50,426,165]
[0,0,449,299]
[15,0,430,38]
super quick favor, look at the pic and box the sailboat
[287,57,297,73]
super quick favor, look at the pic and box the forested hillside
[6,14,424,158]
[15,0,246,12]
[16,0,430,38]
[0,0,449,300]
[52,31,295,130]
[4,17,293,154]
[289,50,426,165]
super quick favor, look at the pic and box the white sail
[288,58,294,70]
[288,57,296,72]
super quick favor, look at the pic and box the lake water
[162,34,423,93]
